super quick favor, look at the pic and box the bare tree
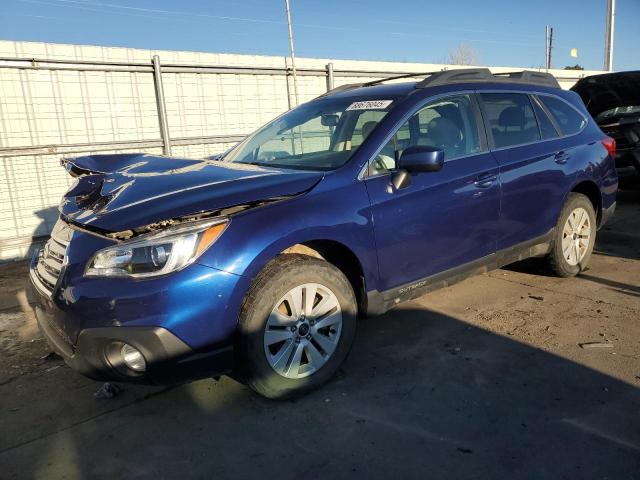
[448,42,480,66]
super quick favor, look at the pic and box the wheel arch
[279,241,367,316]
[240,235,370,318]
[570,179,602,226]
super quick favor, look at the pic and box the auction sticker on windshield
[346,100,393,111]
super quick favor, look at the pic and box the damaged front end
[58,152,323,241]
[29,152,326,383]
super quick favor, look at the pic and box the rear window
[538,95,587,135]
[481,93,541,148]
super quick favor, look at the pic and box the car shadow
[2,305,639,479]
[577,273,640,299]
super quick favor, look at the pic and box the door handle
[474,173,497,188]
[554,151,569,165]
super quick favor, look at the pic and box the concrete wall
[0,40,604,261]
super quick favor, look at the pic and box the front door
[364,94,501,293]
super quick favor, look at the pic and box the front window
[368,94,482,176]
[223,96,398,170]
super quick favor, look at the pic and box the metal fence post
[284,56,292,110]
[326,62,334,91]
[152,55,172,155]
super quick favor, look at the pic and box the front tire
[546,193,597,277]
[236,254,357,399]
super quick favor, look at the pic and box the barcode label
[346,100,393,111]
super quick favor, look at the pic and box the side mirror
[398,145,444,173]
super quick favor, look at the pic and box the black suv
[572,71,640,174]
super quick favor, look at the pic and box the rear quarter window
[538,95,587,135]
[531,97,559,140]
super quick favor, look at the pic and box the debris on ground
[528,295,544,301]
[94,382,124,399]
[40,351,59,362]
[578,342,614,349]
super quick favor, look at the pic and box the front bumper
[28,248,239,384]
[31,287,234,384]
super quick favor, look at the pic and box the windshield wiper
[245,161,326,171]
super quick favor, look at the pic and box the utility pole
[545,26,554,71]
[545,25,549,72]
[284,0,299,106]
[548,27,553,70]
[604,0,616,71]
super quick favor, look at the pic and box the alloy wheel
[263,283,342,379]
[561,207,591,266]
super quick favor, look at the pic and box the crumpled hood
[60,153,323,232]
[571,71,640,120]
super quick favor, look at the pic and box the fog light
[121,344,146,372]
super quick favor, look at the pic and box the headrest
[498,106,525,128]
[361,121,378,140]
[428,116,462,146]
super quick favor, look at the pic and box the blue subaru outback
[30,69,617,398]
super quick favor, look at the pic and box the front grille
[30,218,73,297]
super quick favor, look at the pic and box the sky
[0,0,638,71]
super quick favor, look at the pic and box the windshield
[223,96,397,170]
[595,105,640,122]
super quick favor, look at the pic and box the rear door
[364,93,501,292]
[479,91,570,250]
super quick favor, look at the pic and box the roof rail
[416,68,560,88]
[361,71,443,87]
[316,68,560,100]
[317,70,442,98]
[492,70,560,88]
[416,68,493,87]
[315,82,364,99]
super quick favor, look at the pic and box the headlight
[85,218,228,278]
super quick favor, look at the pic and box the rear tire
[545,193,596,277]
[236,254,357,399]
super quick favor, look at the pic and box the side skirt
[365,229,554,316]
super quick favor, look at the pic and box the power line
[13,0,545,48]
